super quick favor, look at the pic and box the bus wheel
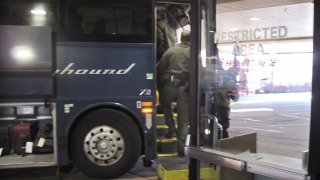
[70,109,142,179]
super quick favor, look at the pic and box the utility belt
[166,74,189,88]
[158,72,189,87]
[165,78,187,87]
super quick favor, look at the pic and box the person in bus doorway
[157,30,190,157]
[215,60,239,138]
[156,9,176,116]
[156,10,176,62]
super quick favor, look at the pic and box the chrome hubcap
[84,125,124,166]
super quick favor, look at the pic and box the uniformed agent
[156,9,176,114]
[156,11,176,62]
[215,63,239,138]
[157,30,190,157]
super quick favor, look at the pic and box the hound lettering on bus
[54,63,136,75]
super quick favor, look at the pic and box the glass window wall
[189,1,314,179]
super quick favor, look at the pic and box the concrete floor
[0,156,188,180]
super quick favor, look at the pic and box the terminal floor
[1,156,188,180]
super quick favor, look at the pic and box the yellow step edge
[157,138,177,143]
[157,125,169,129]
[156,125,190,129]
[156,125,180,130]
[157,153,177,157]
[156,113,177,117]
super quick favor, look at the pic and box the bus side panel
[55,43,156,165]
[55,43,155,98]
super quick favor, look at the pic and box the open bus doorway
[155,1,191,111]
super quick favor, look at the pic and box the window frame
[56,0,153,43]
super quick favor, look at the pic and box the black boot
[222,128,229,138]
[165,130,176,138]
[177,150,185,157]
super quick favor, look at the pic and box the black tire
[70,109,142,179]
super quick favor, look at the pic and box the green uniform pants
[159,85,189,152]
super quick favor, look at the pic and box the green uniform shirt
[157,44,190,77]
[156,20,175,61]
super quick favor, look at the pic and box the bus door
[154,0,190,110]
[187,0,318,179]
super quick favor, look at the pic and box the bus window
[0,1,56,73]
[0,1,57,27]
[58,0,152,43]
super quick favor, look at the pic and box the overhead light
[250,17,260,21]
[31,8,47,15]
[30,4,47,26]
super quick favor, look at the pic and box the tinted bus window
[0,1,57,27]
[0,1,56,73]
[58,0,152,43]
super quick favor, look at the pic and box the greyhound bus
[0,0,162,178]
[1,0,319,180]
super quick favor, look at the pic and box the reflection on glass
[11,46,35,62]
[198,0,313,174]
[30,4,47,26]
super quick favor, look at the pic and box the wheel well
[67,105,145,157]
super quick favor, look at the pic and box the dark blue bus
[0,0,157,178]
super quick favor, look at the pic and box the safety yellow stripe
[156,113,177,117]
[157,153,177,157]
[157,138,177,143]
[157,125,169,129]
